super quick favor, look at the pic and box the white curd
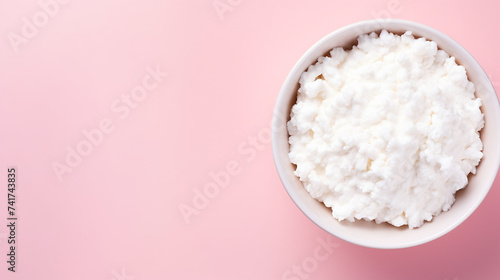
[288,30,484,229]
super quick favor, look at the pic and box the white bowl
[272,19,500,249]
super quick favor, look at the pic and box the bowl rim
[272,18,500,249]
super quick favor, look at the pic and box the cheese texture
[287,30,484,229]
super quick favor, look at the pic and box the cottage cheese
[287,30,484,229]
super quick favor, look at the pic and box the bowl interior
[272,19,500,249]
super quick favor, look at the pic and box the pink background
[0,0,499,279]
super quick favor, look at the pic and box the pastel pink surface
[0,0,499,280]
